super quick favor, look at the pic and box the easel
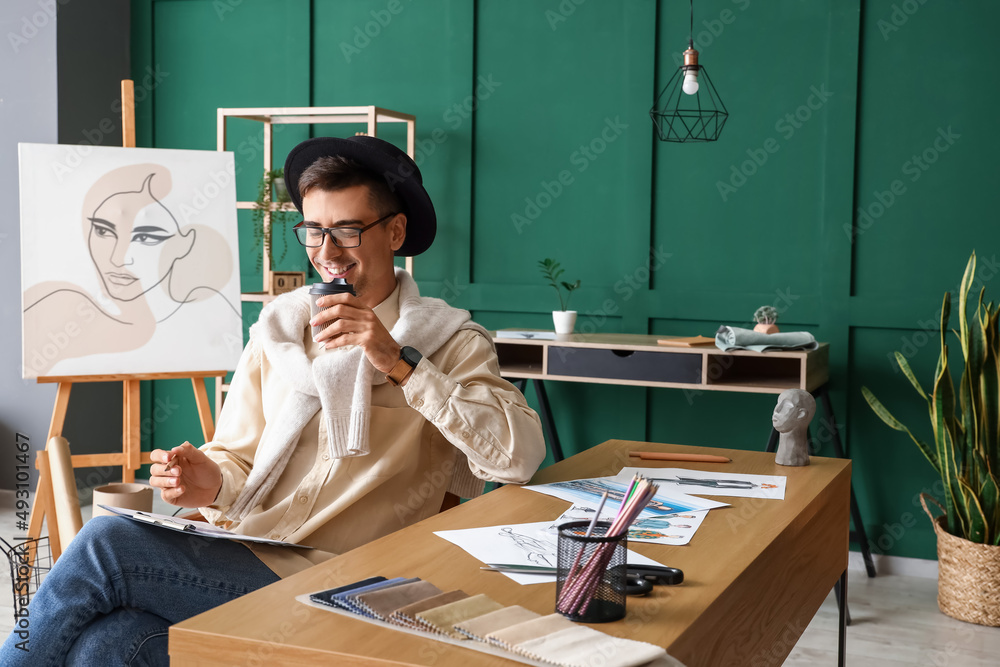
[26,80,229,562]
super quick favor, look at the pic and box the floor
[1,489,999,664]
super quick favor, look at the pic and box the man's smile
[320,263,356,280]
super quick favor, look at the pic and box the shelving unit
[215,106,417,418]
[492,332,829,394]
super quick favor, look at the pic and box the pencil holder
[555,520,627,623]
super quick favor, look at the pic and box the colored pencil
[629,451,731,463]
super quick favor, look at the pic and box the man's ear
[796,408,807,420]
[389,213,407,252]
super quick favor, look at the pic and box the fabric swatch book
[298,575,685,667]
[99,505,313,548]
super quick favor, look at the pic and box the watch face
[400,346,422,367]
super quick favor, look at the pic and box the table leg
[833,576,852,626]
[837,569,848,667]
[766,427,778,453]
[814,384,877,578]
[532,380,565,462]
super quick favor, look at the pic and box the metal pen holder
[555,521,627,623]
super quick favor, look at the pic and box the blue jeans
[0,516,280,666]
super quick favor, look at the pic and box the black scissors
[624,564,684,595]
[482,563,683,596]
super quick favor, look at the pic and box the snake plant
[863,252,1000,545]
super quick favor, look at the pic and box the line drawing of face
[86,169,195,302]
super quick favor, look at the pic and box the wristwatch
[386,346,422,386]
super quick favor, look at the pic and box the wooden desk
[170,440,850,667]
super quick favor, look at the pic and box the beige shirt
[199,285,546,577]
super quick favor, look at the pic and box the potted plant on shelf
[251,168,295,271]
[863,252,1000,627]
[753,305,779,334]
[271,168,290,204]
[538,258,581,334]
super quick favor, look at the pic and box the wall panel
[311,0,475,284]
[473,0,655,290]
[130,0,1000,559]
[852,0,1000,300]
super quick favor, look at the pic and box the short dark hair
[297,156,403,218]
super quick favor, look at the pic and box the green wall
[130,0,1000,560]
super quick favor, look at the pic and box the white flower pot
[552,310,577,334]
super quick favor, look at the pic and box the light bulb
[682,71,699,95]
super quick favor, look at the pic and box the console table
[492,332,874,579]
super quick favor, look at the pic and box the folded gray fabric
[715,326,818,352]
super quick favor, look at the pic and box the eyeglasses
[292,212,398,248]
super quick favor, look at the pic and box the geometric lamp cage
[650,1,729,143]
[650,63,729,142]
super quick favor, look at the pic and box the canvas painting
[19,143,244,379]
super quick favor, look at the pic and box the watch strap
[386,346,421,386]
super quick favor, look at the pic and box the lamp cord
[689,0,694,48]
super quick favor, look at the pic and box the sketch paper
[434,522,665,585]
[543,505,710,546]
[494,330,558,340]
[614,467,787,500]
[19,143,243,378]
[523,477,727,517]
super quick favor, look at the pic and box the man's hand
[150,442,223,508]
[310,293,401,373]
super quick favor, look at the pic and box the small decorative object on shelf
[271,271,306,295]
[538,258,581,335]
[272,169,290,203]
[753,305,779,334]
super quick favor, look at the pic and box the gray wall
[0,1,60,491]
[0,0,131,492]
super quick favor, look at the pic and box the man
[1,136,546,666]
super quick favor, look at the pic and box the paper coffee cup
[93,483,153,517]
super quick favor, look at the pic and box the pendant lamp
[650,0,729,143]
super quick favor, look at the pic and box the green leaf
[960,476,988,543]
[958,251,975,361]
[932,345,966,536]
[862,386,939,472]
[895,352,928,402]
[940,425,966,538]
[985,309,1000,475]
[940,292,951,354]
[978,470,999,544]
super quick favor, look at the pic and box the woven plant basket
[921,494,1000,626]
